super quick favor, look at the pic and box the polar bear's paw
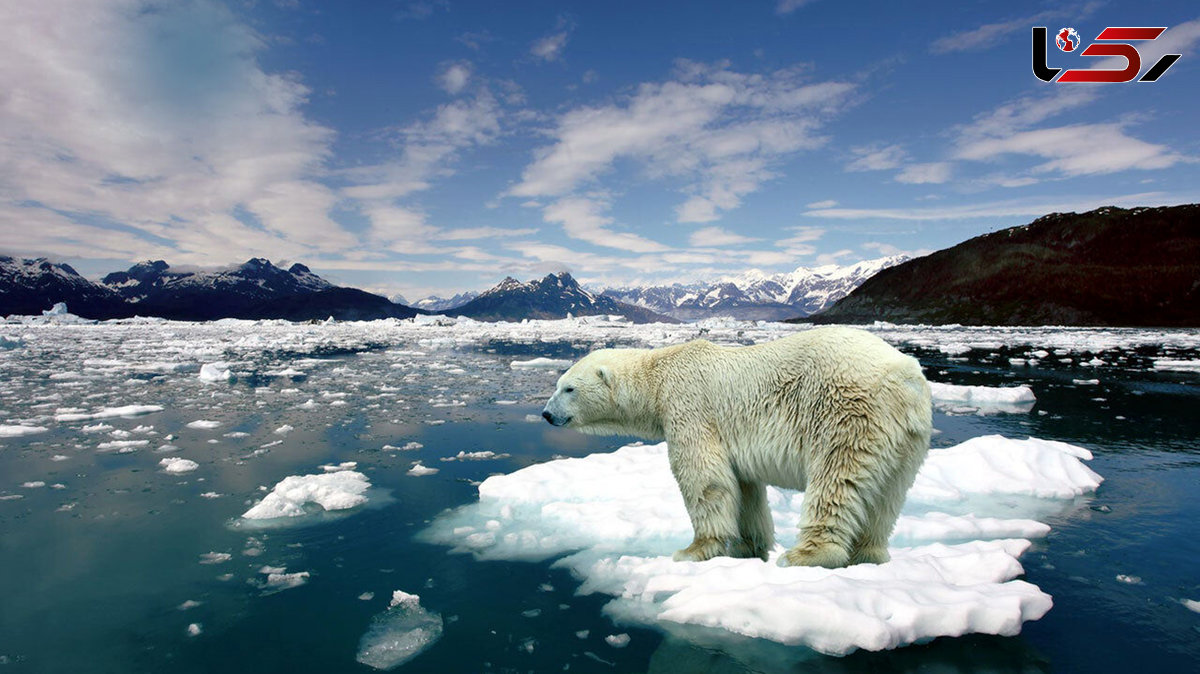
[777,542,851,569]
[672,537,726,563]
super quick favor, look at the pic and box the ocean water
[0,317,1198,672]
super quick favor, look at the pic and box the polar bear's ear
[595,365,613,387]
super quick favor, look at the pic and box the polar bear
[541,327,932,568]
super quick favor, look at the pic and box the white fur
[543,327,932,568]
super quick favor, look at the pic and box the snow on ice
[55,404,163,422]
[356,590,444,670]
[0,425,47,437]
[423,436,1103,656]
[241,470,371,520]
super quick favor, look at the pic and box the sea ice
[241,470,370,520]
[1152,359,1200,372]
[355,590,444,670]
[186,419,222,429]
[54,404,163,422]
[407,462,439,476]
[198,362,232,382]
[928,382,1036,414]
[509,357,572,370]
[160,457,199,474]
[424,435,1102,655]
[0,425,47,437]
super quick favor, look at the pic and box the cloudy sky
[1,1,1197,300]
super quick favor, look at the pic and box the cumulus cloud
[510,60,854,227]
[437,61,473,95]
[531,17,574,62]
[845,144,907,172]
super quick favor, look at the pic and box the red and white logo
[1034,26,1182,83]
[1056,27,1081,52]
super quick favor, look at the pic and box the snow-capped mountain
[0,256,129,319]
[413,291,479,312]
[447,272,675,323]
[600,255,908,321]
[100,258,347,320]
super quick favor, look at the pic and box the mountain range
[598,255,908,321]
[808,204,1200,326]
[447,273,675,323]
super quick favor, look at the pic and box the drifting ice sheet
[423,436,1102,656]
[241,470,371,520]
[509,357,572,370]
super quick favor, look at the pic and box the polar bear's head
[541,350,617,431]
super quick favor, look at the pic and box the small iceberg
[356,591,443,670]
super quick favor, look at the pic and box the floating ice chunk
[187,623,202,637]
[355,590,443,670]
[55,405,163,422]
[510,357,572,371]
[1182,598,1200,613]
[178,600,202,610]
[1115,574,1142,585]
[160,457,199,474]
[0,425,47,437]
[259,569,310,593]
[0,334,22,349]
[928,382,1036,414]
[43,302,70,316]
[22,481,46,488]
[274,424,294,435]
[440,450,510,462]
[407,462,439,476]
[424,435,1101,655]
[186,419,221,430]
[241,470,370,520]
[605,634,630,648]
[910,435,1102,502]
[198,362,232,382]
[98,439,150,452]
[321,461,357,472]
[199,552,231,565]
[1153,359,1200,372]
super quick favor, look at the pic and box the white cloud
[688,226,756,247]
[776,0,816,15]
[437,61,472,95]
[541,196,669,253]
[955,124,1184,176]
[862,241,932,258]
[846,144,906,171]
[804,191,1200,221]
[815,249,854,265]
[895,162,952,184]
[437,227,539,240]
[805,199,838,208]
[0,0,351,262]
[531,18,574,62]
[509,61,854,225]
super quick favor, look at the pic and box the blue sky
[1,1,1197,300]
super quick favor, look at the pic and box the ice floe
[186,419,222,430]
[160,457,199,474]
[928,382,1036,415]
[54,404,163,422]
[423,435,1102,656]
[241,470,371,520]
[0,425,47,437]
[198,362,232,382]
[510,357,572,370]
[356,590,443,670]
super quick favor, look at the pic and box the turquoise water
[0,323,1198,672]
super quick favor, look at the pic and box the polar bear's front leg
[667,434,740,562]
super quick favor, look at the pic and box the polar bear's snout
[541,393,572,426]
